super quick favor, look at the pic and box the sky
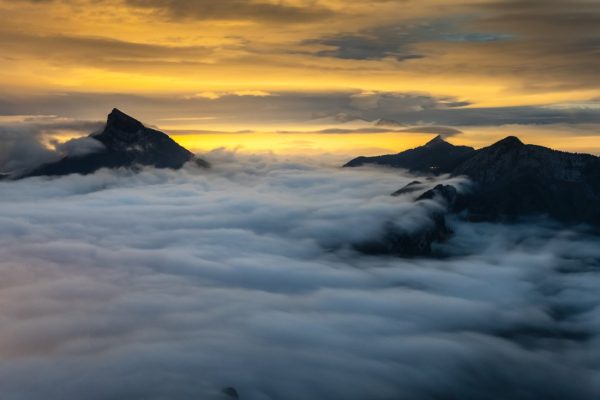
[1,0,600,155]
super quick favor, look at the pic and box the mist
[0,118,104,175]
[0,151,599,400]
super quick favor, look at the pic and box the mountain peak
[492,136,524,149]
[425,135,447,147]
[106,108,144,132]
[344,133,475,173]
[19,109,208,179]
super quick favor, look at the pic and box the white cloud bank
[0,152,599,400]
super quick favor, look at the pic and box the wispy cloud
[304,18,511,61]
[125,0,334,24]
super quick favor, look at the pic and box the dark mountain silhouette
[346,135,600,255]
[451,136,600,224]
[20,109,208,178]
[344,135,476,174]
[346,134,600,225]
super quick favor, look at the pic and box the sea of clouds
[0,151,599,400]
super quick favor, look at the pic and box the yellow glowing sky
[1,0,599,155]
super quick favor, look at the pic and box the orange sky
[1,0,599,155]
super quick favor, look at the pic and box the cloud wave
[0,153,599,399]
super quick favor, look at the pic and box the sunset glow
[1,0,599,155]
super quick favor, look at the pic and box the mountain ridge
[344,135,476,174]
[345,135,600,226]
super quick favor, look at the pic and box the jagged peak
[106,108,144,132]
[424,135,448,147]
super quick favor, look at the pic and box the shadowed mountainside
[346,135,600,256]
[452,136,600,224]
[345,135,600,226]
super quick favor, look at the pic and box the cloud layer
[3,0,600,154]
[0,154,599,399]
[125,0,333,23]
[2,0,600,108]
[4,91,600,129]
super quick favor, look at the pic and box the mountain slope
[21,109,207,178]
[345,135,600,225]
[452,136,600,224]
[344,135,476,174]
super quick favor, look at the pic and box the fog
[0,118,104,175]
[0,151,599,400]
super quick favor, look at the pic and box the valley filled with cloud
[1,154,599,400]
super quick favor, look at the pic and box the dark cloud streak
[305,19,511,61]
[2,91,599,131]
[125,0,333,24]
[0,30,215,69]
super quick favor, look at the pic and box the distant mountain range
[17,109,208,179]
[345,135,600,255]
[345,135,475,173]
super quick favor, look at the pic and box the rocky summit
[20,109,208,178]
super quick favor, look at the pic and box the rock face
[21,109,208,178]
[344,135,475,174]
[346,135,600,225]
